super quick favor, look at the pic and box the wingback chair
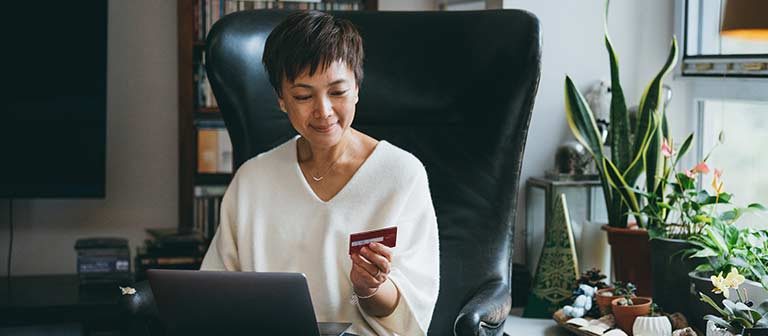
[122,9,540,336]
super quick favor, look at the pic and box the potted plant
[596,281,635,316]
[633,303,672,336]
[688,214,768,331]
[632,143,725,316]
[564,0,678,296]
[699,268,768,336]
[612,294,653,335]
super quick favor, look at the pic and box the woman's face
[277,60,359,149]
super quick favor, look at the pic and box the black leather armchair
[123,9,540,336]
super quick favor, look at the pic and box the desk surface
[0,275,124,326]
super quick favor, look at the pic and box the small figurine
[563,284,597,318]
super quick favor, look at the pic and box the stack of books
[134,228,207,281]
[194,185,227,240]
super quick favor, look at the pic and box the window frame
[679,0,768,77]
[674,0,768,191]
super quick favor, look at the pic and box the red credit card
[349,226,397,255]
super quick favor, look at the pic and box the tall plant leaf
[604,0,629,173]
[565,76,606,158]
[674,133,695,168]
[565,76,619,227]
[638,38,679,195]
[603,158,642,223]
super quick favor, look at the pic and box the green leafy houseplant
[564,0,679,229]
[689,213,768,289]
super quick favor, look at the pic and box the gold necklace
[309,142,349,182]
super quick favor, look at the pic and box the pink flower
[685,170,696,179]
[692,162,711,174]
[661,139,673,158]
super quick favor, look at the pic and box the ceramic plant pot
[650,237,704,316]
[633,315,672,336]
[612,297,652,335]
[706,320,737,336]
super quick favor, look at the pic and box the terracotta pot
[596,287,621,316]
[603,224,653,296]
[612,297,652,335]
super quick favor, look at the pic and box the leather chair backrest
[205,10,540,335]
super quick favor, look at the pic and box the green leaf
[565,76,619,228]
[603,0,630,173]
[565,76,605,159]
[706,227,729,254]
[749,203,768,211]
[700,292,732,318]
[695,263,714,271]
[603,158,642,216]
[674,133,695,168]
[720,210,740,222]
[692,248,719,258]
[629,38,678,187]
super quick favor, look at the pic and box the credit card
[349,226,397,255]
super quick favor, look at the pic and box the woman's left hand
[350,242,392,297]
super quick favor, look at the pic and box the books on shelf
[195,185,228,241]
[195,58,217,109]
[197,120,232,174]
[193,1,365,43]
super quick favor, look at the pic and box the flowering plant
[631,135,765,240]
[689,216,768,289]
[699,268,768,333]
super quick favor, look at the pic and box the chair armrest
[454,281,511,336]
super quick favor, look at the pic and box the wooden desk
[0,275,127,334]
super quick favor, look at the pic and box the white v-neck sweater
[200,135,440,336]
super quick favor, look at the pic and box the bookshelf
[176,0,378,238]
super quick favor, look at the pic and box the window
[676,0,768,225]
[683,0,768,76]
[699,100,768,207]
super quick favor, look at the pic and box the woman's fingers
[360,245,391,275]
[351,262,382,288]
[368,242,392,262]
[351,253,380,277]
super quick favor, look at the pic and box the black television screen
[1,1,108,198]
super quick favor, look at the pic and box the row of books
[195,59,217,109]
[194,185,228,241]
[194,0,365,42]
[135,228,208,281]
[197,120,233,174]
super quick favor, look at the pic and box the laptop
[147,269,352,336]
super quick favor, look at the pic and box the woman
[200,11,440,336]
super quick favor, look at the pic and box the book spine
[197,128,219,173]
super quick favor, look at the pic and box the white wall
[0,0,178,276]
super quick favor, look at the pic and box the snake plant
[564,0,678,228]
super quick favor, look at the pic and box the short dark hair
[262,11,364,97]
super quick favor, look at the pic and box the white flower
[120,286,136,295]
